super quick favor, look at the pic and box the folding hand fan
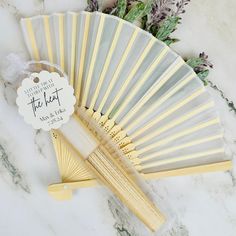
[20,11,232,229]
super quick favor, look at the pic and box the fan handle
[58,115,165,231]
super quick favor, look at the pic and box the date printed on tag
[16,70,76,131]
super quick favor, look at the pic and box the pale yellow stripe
[139,148,225,170]
[105,38,156,115]
[75,13,91,102]
[69,13,77,86]
[141,134,223,163]
[24,19,40,60]
[121,73,198,129]
[81,14,105,107]
[96,28,140,114]
[131,86,204,139]
[135,101,215,146]
[48,160,232,195]
[113,47,168,120]
[58,14,65,71]
[43,16,53,64]
[142,161,232,179]
[137,118,220,154]
[89,20,123,109]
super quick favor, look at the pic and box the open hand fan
[20,11,232,229]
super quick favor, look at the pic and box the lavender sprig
[146,0,175,29]
[175,0,191,16]
[85,0,99,12]
[145,0,191,45]
[186,52,213,85]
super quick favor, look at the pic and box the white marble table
[0,0,235,235]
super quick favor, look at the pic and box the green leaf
[142,0,154,17]
[186,57,204,68]
[163,37,180,46]
[197,69,209,80]
[156,16,180,41]
[117,0,127,18]
[124,2,146,22]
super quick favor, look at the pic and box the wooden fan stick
[89,21,123,110]
[107,86,206,155]
[49,120,232,190]
[75,12,91,101]
[48,160,232,197]
[140,134,223,162]
[95,28,140,115]
[58,115,165,231]
[88,146,164,230]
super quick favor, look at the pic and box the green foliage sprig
[117,0,127,18]
[186,52,213,85]
[86,0,212,83]
[155,16,180,45]
[92,0,190,45]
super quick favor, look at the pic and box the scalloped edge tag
[16,70,76,131]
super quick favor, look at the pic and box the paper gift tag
[16,70,76,131]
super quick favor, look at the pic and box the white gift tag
[16,70,76,131]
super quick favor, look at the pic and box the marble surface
[0,0,236,235]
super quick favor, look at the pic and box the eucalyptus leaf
[142,0,154,17]
[124,2,146,22]
[186,57,204,68]
[163,37,179,46]
[117,0,127,18]
[197,69,209,80]
[155,16,180,41]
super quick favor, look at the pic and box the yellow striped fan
[21,11,232,200]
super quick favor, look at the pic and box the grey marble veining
[0,0,235,236]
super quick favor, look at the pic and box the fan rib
[105,38,156,116]
[57,14,65,71]
[81,14,105,107]
[138,148,225,170]
[137,118,220,154]
[75,13,91,103]
[51,132,66,181]
[112,57,183,122]
[52,130,95,181]
[66,145,75,180]
[69,12,77,86]
[134,101,215,146]
[120,73,197,129]
[43,16,54,66]
[61,135,70,180]
[139,134,224,164]
[89,20,124,110]
[88,147,164,230]
[130,86,205,140]
[52,131,66,181]
[24,19,40,60]
[62,145,70,180]
[48,161,232,192]
[142,161,232,179]
[96,27,140,114]
[111,74,198,148]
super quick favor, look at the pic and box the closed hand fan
[20,11,232,230]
